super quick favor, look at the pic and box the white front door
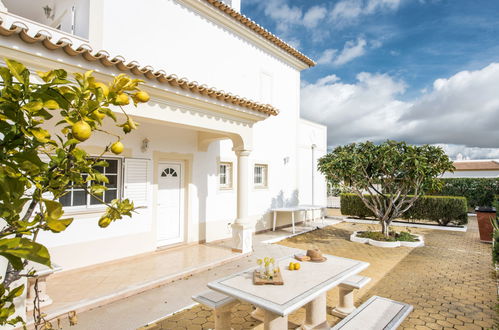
[157,162,184,246]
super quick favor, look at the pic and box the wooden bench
[331,296,413,330]
[331,275,371,318]
[192,290,238,330]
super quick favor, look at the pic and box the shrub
[357,231,419,242]
[433,178,499,208]
[341,193,468,226]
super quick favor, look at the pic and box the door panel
[157,162,183,246]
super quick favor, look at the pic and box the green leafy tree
[318,140,454,236]
[0,58,149,328]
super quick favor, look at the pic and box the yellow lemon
[110,141,124,155]
[94,82,109,97]
[72,121,91,142]
[98,216,112,228]
[134,91,150,103]
[289,262,295,270]
[293,262,301,270]
[115,93,130,105]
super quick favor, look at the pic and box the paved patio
[45,220,334,329]
[148,216,497,329]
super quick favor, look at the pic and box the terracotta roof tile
[202,0,315,67]
[453,161,499,171]
[0,20,279,116]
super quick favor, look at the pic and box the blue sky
[242,0,499,159]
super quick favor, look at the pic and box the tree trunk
[381,220,390,237]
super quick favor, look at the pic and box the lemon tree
[0,58,149,328]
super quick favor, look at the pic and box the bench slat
[331,296,413,330]
[339,275,371,290]
[192,290,237,309]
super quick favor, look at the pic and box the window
[219,162,232,189]
[59,158,121,208]
[254,164,268,188]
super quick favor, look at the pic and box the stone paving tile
[151,217,497,329]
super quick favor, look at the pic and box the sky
[242,0,499,159]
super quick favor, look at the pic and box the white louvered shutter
[123,158,150,207]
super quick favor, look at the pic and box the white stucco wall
[0,0,321,271]
[297,119,328,207]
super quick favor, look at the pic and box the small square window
[254,164,268,188]
[59,158,121,208]
[219,162,233,189]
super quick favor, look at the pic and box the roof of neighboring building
[453,160,499,171]
[0,19,279,116]
[202,0,315,67]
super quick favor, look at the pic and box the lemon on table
[293,262,301,270]
[289,262,295,270]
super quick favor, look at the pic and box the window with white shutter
[123,158,150,207]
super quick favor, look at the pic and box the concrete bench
[192,290,238,330]
[331,275,371,318]
[331,296,413,330]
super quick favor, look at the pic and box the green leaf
[0,67,12,86]
[29,127,51,143]
[46,218,73,233]
[44,100,59,110]
[5,58,28,85]
[0,237,51,267]
[43,199,63,220]
[6,284,24,300]
[22,100,43,113]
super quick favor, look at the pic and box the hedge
[433,178,499,208]
[340,193,468,226]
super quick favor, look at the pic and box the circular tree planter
[350,231,424,248]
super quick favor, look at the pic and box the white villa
[0,0,327,272]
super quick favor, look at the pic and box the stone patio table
[208,253,369,330]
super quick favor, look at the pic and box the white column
[232,149,254,253]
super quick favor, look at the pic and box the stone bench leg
[301,292,328,330]
[214,302,237,330]
[331,286,356,318]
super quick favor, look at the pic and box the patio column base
[231,221,253,254]
[331,286,356,318]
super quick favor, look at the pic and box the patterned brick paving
[147,217,497,329]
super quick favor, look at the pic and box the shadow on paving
[145,217,497,330]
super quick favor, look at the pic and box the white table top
[208,253,369,316]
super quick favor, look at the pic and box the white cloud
[330,0,402,25]
[300,62,499,159]
[317,38,368,66]
[303,6,328,28]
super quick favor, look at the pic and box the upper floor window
[254,164,268,188]
[59,158,121,208]
[2,0,90,39]
[219,162,233,189]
